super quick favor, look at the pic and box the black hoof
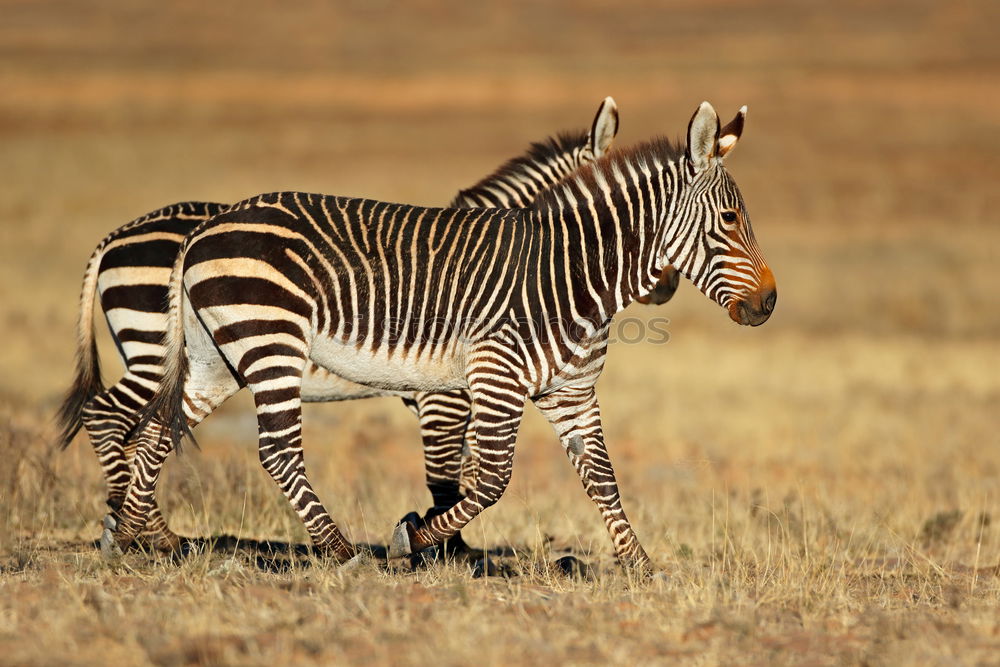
[395,508,473,565]
[553,555,594,579]
[178,538,203,559]
[439,531,470,556]
[471,555,516,579]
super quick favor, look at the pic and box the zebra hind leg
[250,363,356,563]
[102,364,242,560]
[120,437,182,553]
[101,416,176,560]
[82,381,182,553]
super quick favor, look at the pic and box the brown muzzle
[728,266,776,326]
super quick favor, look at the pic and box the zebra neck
[530,154,682,321]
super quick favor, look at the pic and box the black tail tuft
[55,336,102,449]
[133,348,195,452]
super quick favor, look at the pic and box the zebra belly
[309,335,466,393]
[301,365,412,402]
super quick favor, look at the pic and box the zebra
[59,97,679,554]
[107,100,774,571]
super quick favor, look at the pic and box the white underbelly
[301,365,412,402]
[309,334,466,392]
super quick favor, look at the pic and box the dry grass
[2,0,999,664]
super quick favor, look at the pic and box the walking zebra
[60,98,678,553]
[109,100,773,570]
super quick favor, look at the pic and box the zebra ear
[717,106,747,159]
[589,96,619,158]
[685,101,720,173]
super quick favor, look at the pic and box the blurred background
[1,0,997,561]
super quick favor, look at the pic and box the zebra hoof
[388,521,414,559]
[99,527,124,562]
[180,539,204,559]
[553,555,594,580]
[471,555,515,579]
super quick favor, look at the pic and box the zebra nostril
[760,289,776,315]
[738,300,751,324]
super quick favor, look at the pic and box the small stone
[207,558,244,577]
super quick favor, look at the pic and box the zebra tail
[55,242,106,449]
[134,240,195,450]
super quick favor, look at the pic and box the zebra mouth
[730,288,776,327]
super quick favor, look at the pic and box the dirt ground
[1,1,999,665]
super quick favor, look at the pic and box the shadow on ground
[78,534,597,579]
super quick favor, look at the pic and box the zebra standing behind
[60,98,679,553]
[111,100,774,571]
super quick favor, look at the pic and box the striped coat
[64,98,680,552]
[110,101,773,571]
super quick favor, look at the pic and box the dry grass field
[2,1,999,664]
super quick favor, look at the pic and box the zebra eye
[721,210,738,223]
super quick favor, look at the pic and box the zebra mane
[530,136,686,214]
[449,130,590,207]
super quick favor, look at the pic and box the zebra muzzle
[731,286,777,326]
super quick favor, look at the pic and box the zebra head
[668,101,776,326]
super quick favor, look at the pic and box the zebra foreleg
[390,375,526,558]
[457,428,479,500]
[533,386,652,573]
[397,391,473,555]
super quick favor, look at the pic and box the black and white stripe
[112,101,773,570]
[57,201,227,550]
[60,99,644,552]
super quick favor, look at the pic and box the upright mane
[531,136,686,214]
[449,130,590,207]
